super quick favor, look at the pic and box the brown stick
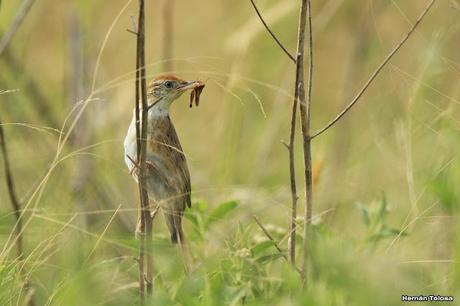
[287,92,298,266]
[310,0,436,140]
[0,119,36,306]
[286,0,309,276]
[285,11,304,266]
[135,0,153,301]
[0,120,24,258]
[134,29,145,306]
[0,0,35,57]
[299,0,313,287]
[249,0,296,63]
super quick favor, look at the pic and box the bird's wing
[165,119,192,209]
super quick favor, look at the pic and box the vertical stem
[0,120,24,258]
[135,0,152,301]
[287,100,298,266]
[138,0,154,296]
[0,119,36,306]
[299,0,313,287]
[290,0,308,273]
[134,26,145,305]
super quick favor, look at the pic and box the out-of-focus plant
[356,196,407,244]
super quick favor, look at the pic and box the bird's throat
[147,97,171,118]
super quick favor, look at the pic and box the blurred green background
[1,0,459,305]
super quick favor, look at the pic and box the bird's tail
[165,209,190,271]
[164,209,185,245]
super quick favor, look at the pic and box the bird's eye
[164,81,174,89]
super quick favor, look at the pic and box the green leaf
[228,286,249,306]
[205,201,239,228]
[256,253,285,264]
[377,195,388,220]
[356,203,370,227]
[369,227,407,242]
[430,172,457,213]
[184,211,199,228]
[382,227,407,237]
[251,240,275,256]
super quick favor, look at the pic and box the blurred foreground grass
[1,0,460,305]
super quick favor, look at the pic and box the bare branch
[297,0,313,287]
[249,0,296,63]
[287,88,299,267]
[135,0,153,304]
[311,0,436,140]
[0,119,36,306]
[135,0,153,301]
[287,0,309,273]
[0,0,35,57]
[280,140,290,150]
[0,120,23,258]
[126,29,139,36]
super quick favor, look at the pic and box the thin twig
[135,0,153,301]
[0,120,24,257]
[287,0,308,275]
[0,0,35,57]
[311,0,436,139]
[287,73,299,266]
[299,0,314,288]
[0,119,36,306]
[285,0,311,270]
[126,29,139,36]
[135,4,145,304]
[253,215,301,274]
[249,0,296,63]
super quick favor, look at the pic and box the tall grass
[0,0,458,305]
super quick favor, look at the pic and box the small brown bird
[124,74,204,245]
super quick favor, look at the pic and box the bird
[124,74,204,245]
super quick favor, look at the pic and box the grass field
[1,0,459,305]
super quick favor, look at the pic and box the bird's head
[147,74,204,112]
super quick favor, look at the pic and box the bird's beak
[177,80,205,92]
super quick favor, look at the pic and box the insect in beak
[177,80,205,108]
